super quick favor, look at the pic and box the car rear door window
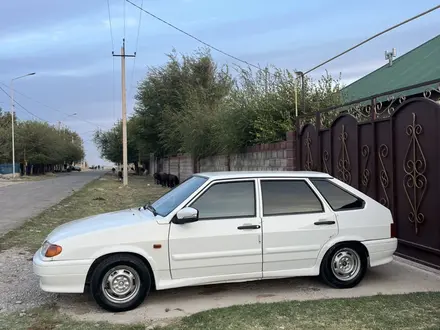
[191,181,256,219]
[261,180,324,216]
[310,179,364,211]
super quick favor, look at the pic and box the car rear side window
[261,180,324,216]
[191,181,256,219]
[310,179,364,211]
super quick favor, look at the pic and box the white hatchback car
[33,171,397,312]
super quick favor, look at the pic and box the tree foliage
[94,48,343,161]
[93,119,140,165]
[0,108,85,165]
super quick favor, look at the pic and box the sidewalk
[0,179,23,188]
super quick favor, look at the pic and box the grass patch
[158,292,440,330]
[12,172,58,182]
[0,173,168,252]
[1,293,440,330]
[0,304,145,330]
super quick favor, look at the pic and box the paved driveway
[55,257,440,325]
[0,171,101,236]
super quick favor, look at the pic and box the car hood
[46,208,156,243]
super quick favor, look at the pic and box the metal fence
[0,163,20,175]
[296,79,440,269]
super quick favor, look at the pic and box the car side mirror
[173,207,199,224]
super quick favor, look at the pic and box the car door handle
[314,220,336,225]
[237,225,261,230]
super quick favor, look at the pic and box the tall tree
[93,119,140,169]
[96,47,343,163]
[0,109,12,163]
[0,109,85,169]
[134,48,233,157]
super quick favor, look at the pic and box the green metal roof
[341,35,440,103]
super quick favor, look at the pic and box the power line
[128,0,143,99]
[0,85,48,122]
[125,0,261,71]
[123,0,126,39]
[303,4,440,75]
[106,0,115,51]
[127,0,439,81]
[112,56,116,121]
[134,0,143,56]
[0,82,105,129]
[78,129,98,135]
[107,0,117,121]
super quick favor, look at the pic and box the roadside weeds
[1,292,440,330]
[0,304,145,330]
[0,174,168,252]
[160,292,440,330]
[1,174,440,329]
[12,172,58,182]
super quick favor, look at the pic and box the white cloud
[340,77,360,86]
[38,67,103,78]
[0,18,109,58]
[308,59,386,87]
[330,60,386,79]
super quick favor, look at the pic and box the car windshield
[151,176,207,216]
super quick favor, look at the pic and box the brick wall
[163,158,170,173]
[152,131,296,179]
[149,153,155,174]
[177,155,194,181]
[200,155,229,172]
[231,141,287,171]
[169,157,179,176]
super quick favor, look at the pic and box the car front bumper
[33,248,93,293]
[363,237,398,267]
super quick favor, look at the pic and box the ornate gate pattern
[296,80,440,268]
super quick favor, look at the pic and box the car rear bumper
[363,238,398,267]
[33,248,93,293]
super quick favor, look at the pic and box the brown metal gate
[296,80,440,269]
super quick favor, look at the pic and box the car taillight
[390,223,396,238]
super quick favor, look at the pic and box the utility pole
[294,71,305,115]
[10,80,15,177]
[294,82,298,118]
[113,39,136,186]
[10,72,36,178]
[301,73,305,114]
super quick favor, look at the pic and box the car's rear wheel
[320,243,367,289]
[90,254,151,312]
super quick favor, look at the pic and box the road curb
[393,255,440,276]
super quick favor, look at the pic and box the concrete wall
[200,155,229,172]
[152,131,296,179]
[179,155,195,181]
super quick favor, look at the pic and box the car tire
[90,254,151,312]
[320,243,367,289]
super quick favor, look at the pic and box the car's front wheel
[90,254,151,312]
[320,243,367,289]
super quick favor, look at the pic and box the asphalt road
[0,171,102,237]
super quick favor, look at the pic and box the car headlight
[41,241,63,258]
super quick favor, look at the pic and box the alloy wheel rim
[101,266,141,304]
[331,247,361,281]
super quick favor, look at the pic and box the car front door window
[169,180,262,280]
[151,176,207,216]
[191,181,256,219]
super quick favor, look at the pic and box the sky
[0,0,439,166]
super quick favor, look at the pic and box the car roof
[194,171,332,180]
